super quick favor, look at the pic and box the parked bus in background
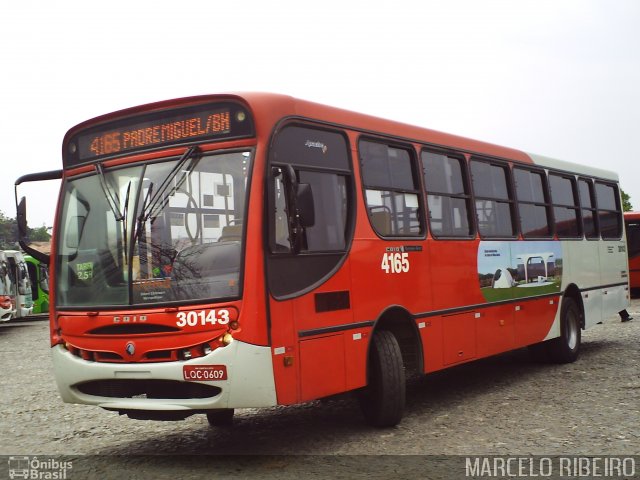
[624,212,640,296]
[0,251,16,321]
[25,255,50,314]
[4,250,33,318]
[15,94,629,427]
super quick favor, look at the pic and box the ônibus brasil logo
[8,456,73,479]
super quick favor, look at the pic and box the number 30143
[176,310,230,327]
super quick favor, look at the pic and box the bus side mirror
[295,183,315,228]
[17,197,28,240]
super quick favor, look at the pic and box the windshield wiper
[140,145,201,224]
[95,163,125,221]
[132,180,153,248]
[131,145,201,251]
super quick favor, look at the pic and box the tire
[206,408,234,427]
[358,330,406,427]
[546,297,581,363]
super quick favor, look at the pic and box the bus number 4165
[381,252,410,274]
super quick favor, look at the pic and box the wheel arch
[563,283,585,329]
[368,305,423,376]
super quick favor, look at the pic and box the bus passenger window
[422,150,472,237]
[578,179,599,239]
[470,159,515,237]
[549,173,581,238]
[297,171,348,251]
[360,140,423,237]
[595,182,622,239]
[514,168,552,238]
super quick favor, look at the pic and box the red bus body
[16,93,629,426]
[624,212,640,291]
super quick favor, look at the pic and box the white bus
[4,250,33,318]
[0,251,16,321]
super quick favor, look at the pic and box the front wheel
[358,330,406,427]
[547,297,581,363]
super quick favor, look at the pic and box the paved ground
[0,300,638,478]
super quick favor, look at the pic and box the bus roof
[64,92,619,181]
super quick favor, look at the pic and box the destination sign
[64,102,254,167]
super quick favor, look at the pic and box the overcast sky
[2,0,639,228]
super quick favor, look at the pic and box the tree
[0,211,18,250]
[29,225,52,242]
[0,210,51,249]
[621,189,633,212]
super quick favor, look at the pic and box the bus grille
[66,339,220,363]
[87,324,180,335]
[75,379,221,399]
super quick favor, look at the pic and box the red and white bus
[16,94,629,427]
[624,212,640,294]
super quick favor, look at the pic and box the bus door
[266,124,359,404]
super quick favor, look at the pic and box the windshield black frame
[54,148,254,309]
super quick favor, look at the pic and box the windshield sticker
[133,278,171,302]
[304,140,328,153]
[477,241,563,303]
[76,262,94,281]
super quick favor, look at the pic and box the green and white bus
[25,255,49,314]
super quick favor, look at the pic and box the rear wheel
[358,330,405,427]
[546,297,581,363]
[206,408,234,427]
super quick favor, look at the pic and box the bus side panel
[442,312,477,365]
[293,260,354,334]
[268,298,299,405]
[343,326,369,391]
[601,239,630,317]
[476,304,515,358]
[270,259,362,404]
[350,238,431,325]
[299,334,346,401]
[562,240,602,329]
[514,296,560,346]
[428,240,486,311]
[420,316,444,373]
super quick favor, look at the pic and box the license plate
[183,365,228,381]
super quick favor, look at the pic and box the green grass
[481,281,561,303]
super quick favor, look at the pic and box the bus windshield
[55,150,252,307]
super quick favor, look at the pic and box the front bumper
[52,338,277,412]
